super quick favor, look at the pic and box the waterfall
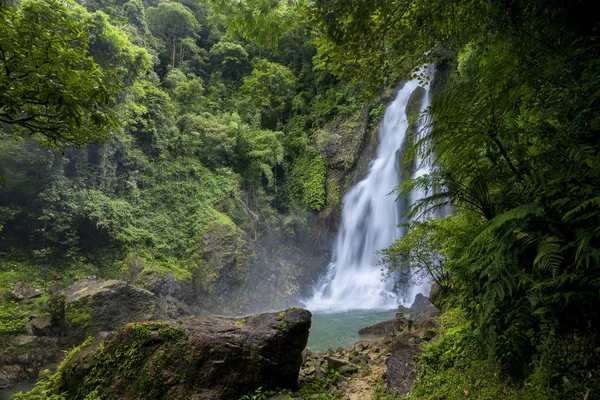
[305,73,434,312]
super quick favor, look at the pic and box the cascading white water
[305,73,434,312]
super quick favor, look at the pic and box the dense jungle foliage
[1,0,600,397]
[0,0,371,290]
[346,0,600,397]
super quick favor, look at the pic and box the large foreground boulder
[49,308,311,399]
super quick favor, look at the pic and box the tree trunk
[172,37,176,69]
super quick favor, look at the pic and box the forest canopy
[1,0,599,397]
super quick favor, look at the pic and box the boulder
[398,293,440,320]
[385,347,422,395]
[63,279,188,335]
[0,365,25,389]
[30,317,52,336]
[390,331,421,351]
[358,315,408,335]
[350,339,379,352]
[413,313,440,333]
[133,269,195,305]
[339,365,359,375]
[327,357,352,370]
[10,281,44,301]
[50,308,311,400]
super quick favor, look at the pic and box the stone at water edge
[398,293,440,320]
[10,281,44,301]
[357,315,408,335]
[51,308,312,400]
[0,366,25,389]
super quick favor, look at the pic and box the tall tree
[146,2,199,70]
[211,0,306,54]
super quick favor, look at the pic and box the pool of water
[0,380,36,400]
[306,309,397,354]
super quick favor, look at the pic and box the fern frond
[533,236,564,277]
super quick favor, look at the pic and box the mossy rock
[45,308,312,399]
[193,220,254,294]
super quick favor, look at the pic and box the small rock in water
[0,365,25,389]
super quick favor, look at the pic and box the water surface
[0,380,36,400]
[306,309,397,354]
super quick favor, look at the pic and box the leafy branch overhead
[0,0,149,149]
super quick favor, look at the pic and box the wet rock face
[133,269,195,304]
[52,308,311,400]
[202,234,331,315]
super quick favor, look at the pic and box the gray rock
[64,279,188,335]
[358,316,408,335]
[410,293,430,311]
[0,365,25,389]
[133,269,195,304]
[386,347,422,395]
[0,337,59,389]
[390,331,420,351]
[413,313,440,333]
[30,317,52,336]
[315,365,327,378]
[11,281,44,301]
[13,335,35,346]
[339,365,359,375]
[51,308,312,400]
[327,357,351,370]
[398,293,440,320]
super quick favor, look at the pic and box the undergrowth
[399,308,599,400]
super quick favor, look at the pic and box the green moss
[0,290,51,346]
[123,250,193,282]
[235,318,247,327]
[65,302,92,330]
[194,218,252,292]
[37,322,186,399]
